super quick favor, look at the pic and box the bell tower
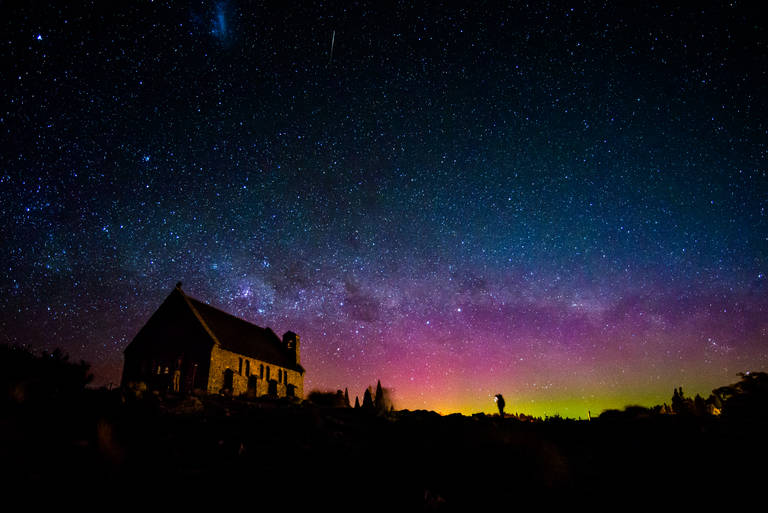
[283,331,300,365]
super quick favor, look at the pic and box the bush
[0,344,93,406]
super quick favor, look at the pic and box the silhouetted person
[495,394,505,417]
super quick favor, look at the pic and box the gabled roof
[177,286,304,374]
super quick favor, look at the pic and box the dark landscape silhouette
[2,343,768,509]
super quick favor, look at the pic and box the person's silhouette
[495,394,505,417]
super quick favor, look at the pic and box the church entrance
[267,379,278,396]
[247,375,259,397]
[223,368,234,393]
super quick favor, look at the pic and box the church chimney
[283,331,300,365]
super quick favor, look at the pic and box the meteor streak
[328,30,336,65]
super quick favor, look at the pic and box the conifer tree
[374,379,384,411]
[362,387,374,409]
[672,387,685,413]
[344,387,351,407]
[354,396,360,408]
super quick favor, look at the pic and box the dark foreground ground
[2,390,766,509]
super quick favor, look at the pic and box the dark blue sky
[1,1,766,415]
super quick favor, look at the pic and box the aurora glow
[1,1,766,417]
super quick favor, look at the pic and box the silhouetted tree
[672,387,682,411]
[671,387,695,415]
[354,396,360,408]
[707,392,723,411]
[370,380,395,414]
[362,387,374,409]
[374,380,384,410]
[344,387,351,408]
[694,394,707,416]
[715,372,768,419]
[1,344,93,406]
[308,390,346,408]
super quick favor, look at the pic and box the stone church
[121,283,304,399]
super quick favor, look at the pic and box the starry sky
[2,1,767,417]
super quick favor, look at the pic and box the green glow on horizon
[395,374,743,418]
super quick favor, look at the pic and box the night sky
[2,1,766,416]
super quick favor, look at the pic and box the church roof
[177,286,304,374]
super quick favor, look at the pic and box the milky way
[1,1,766,416]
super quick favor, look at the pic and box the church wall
[122,289,214,393]
[207,346,303,399]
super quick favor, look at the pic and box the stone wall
[207,345,303,399]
